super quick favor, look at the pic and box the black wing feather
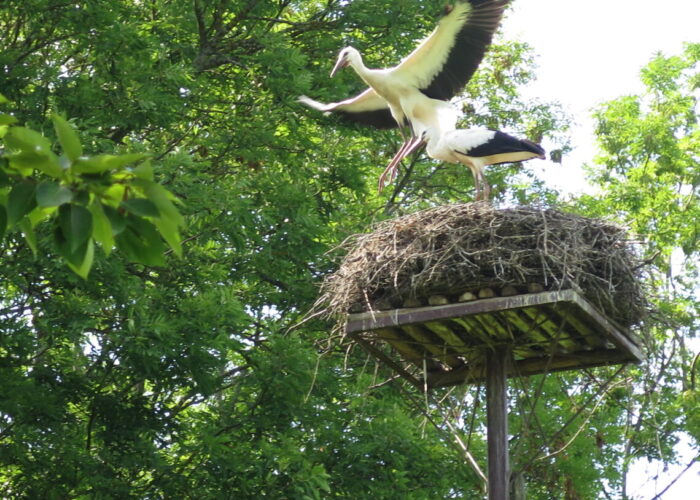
[335,109,398,129]
[422,0,508,100]
[465,131,545,157]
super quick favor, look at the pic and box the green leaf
[52,114,83,161]
[0,93,8,104]
[122,198,160,217]
[5,126,52,155]
[68,238,94,279]
[18,218,37,255]
[0,204,6,241]
[36,181,73,207]
[0,113,17,126]
[72,156,117,175]
[73,153,150,174]
[4,126,61,177]
[53,223,93,277]
[4,125,61,177]
[134,178,183,225]
[132,159,154,181]
[103,205,126,235]
[58,204,93,253]
[7,150,62,177]
[154,217,182,256]
[7,181,37,226]
[88,201,115,255]
[115,215,165,266]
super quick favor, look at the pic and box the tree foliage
[0,103,184,276]
[575,42,700,497]
[0,0,696,498]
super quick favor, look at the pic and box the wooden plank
[345,290,579,333]
[509,307,562,351]
[519,306,579,353]
[423,320,471,354]
[486,348,509,500]
[499,309,536,337]
[491,311,542,358]
[449,316,496,346]
[513,349,636,375]
[472,311,543,359]
[345,290,644,387]
[545,305,593,350]
[566,292,643,362]
[346,291,640,352]
[401,323,462,368]
[503,309,552,352]
[373,328,436,369]
[347,333,424,389]
[426,348,638,388]
[545,303,604,349]
[471,312,513,342]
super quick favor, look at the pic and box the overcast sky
[503,0,700,197]
[502,1,699,497]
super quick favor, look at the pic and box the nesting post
[319,204,646,499]
[486,346,509,499]
[344,288,643,499]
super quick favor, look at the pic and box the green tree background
[0,1,697,498]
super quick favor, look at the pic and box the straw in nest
[318,203,646,329]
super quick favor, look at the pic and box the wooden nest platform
[317,203,646,387]
[345,289,643,388]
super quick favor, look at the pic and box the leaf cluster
[0,98,183,276]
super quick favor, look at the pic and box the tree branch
[649,455,700,500]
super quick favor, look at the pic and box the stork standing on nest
[299,0,508,191]
[400,100,546,200]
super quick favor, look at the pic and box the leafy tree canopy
[0,0,696,498]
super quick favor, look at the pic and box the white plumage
[382,100,547,200]
[299,1,508,189]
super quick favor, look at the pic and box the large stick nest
[318,203,646,329]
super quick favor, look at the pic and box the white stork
[379,100,546,199]
[299,0,508,187]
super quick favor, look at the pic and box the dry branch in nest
[317,203,646,329]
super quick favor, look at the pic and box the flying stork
[377,100,546,200]
[299,0,508,186]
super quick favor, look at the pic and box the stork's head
[330,46,360,77]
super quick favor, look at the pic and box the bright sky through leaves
[505,1,700,496]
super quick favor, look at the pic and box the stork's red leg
[378,139,411,192]
[378,136,425,192]
[472,169,490,202]
[481,178,491,202]
[392,136,424,181]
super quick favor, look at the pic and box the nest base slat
[346,290,642,388]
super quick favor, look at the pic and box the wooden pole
[486,347,509,500]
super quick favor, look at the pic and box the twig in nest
[315,203,648,333]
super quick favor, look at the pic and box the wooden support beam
[569,294,643,360]
[347,333,424,389]
[487,347,509,500]
[402,324,462,367]
[426,348,637,388]
[345,290,577,333]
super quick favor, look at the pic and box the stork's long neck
[347,53,383,89]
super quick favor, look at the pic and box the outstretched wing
[393,0,508,100]
[298,89,397,129]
